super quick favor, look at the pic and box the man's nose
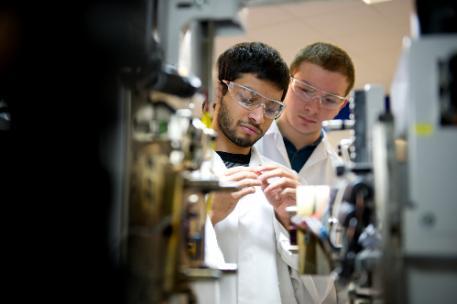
[304,95,322,112]
[248,104,265,123]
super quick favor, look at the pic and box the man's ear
[201,99,216,116]
[215,82,223,105]
[202,99,210,113]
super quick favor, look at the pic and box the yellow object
[414,123,433,136]
[205,193,214,215]
[201,111,212,128]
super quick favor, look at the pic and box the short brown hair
[290,42,355,95]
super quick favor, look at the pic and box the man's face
[280,62,349,137]
[215,73,284,148]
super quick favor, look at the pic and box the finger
[256,164,283,172]
[224,166,260,176]
[235,178,262,188]
[257,167,284,179]
[263,185,281,199]
[257,164,297,175]
[258,168,298,183]
[263,177,298,193]
[279,187,297,201]
[260,176,270,189]
[223,170,261,182]
[231,186,256,200]
[278,199,296,209]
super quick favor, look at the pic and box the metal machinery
[116,1,246,303]
[124,68,232,304]
[290,1,457,303]
[380,30,457,304]
[111,1,308,303]
[115,1,319,303]
[76,1,246,303]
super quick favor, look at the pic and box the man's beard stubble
[217,99,262,148]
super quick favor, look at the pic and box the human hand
[210,166,262,225]
[256,164,299,229]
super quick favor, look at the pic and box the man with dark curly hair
[204,41,301,304]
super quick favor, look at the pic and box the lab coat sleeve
[273,216,299,270]
[273,216,338,304]
[204,215,226,269]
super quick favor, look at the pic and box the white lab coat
[255,120,340,186]
[254,120,341,304]
[203,148,299,304]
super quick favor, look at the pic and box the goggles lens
[290,77,346,110]
[223,80,285,119]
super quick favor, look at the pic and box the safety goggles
[290,77,347,110]
[222,80,285,119]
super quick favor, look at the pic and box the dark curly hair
[216,42,290,100]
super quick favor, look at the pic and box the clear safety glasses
[222,80,286,119]
[290,77,347,110]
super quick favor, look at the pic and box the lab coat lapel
[211,149,282,303]
[299,134,330,174]
[236,147,264,218]
[210,151,228,175]
[238,148,281,303]
[265,120,291,168]
[248,146,263,166]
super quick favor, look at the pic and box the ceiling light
[362,0,393,4]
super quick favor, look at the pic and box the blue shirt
[283,131,323,173]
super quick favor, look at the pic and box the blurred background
[215,0,413,93]
[1,1,456,304]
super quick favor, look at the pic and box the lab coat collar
[263,120,291,167]
[265,119,281,135]
[300,132,333,171]
[265,121,333,171]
